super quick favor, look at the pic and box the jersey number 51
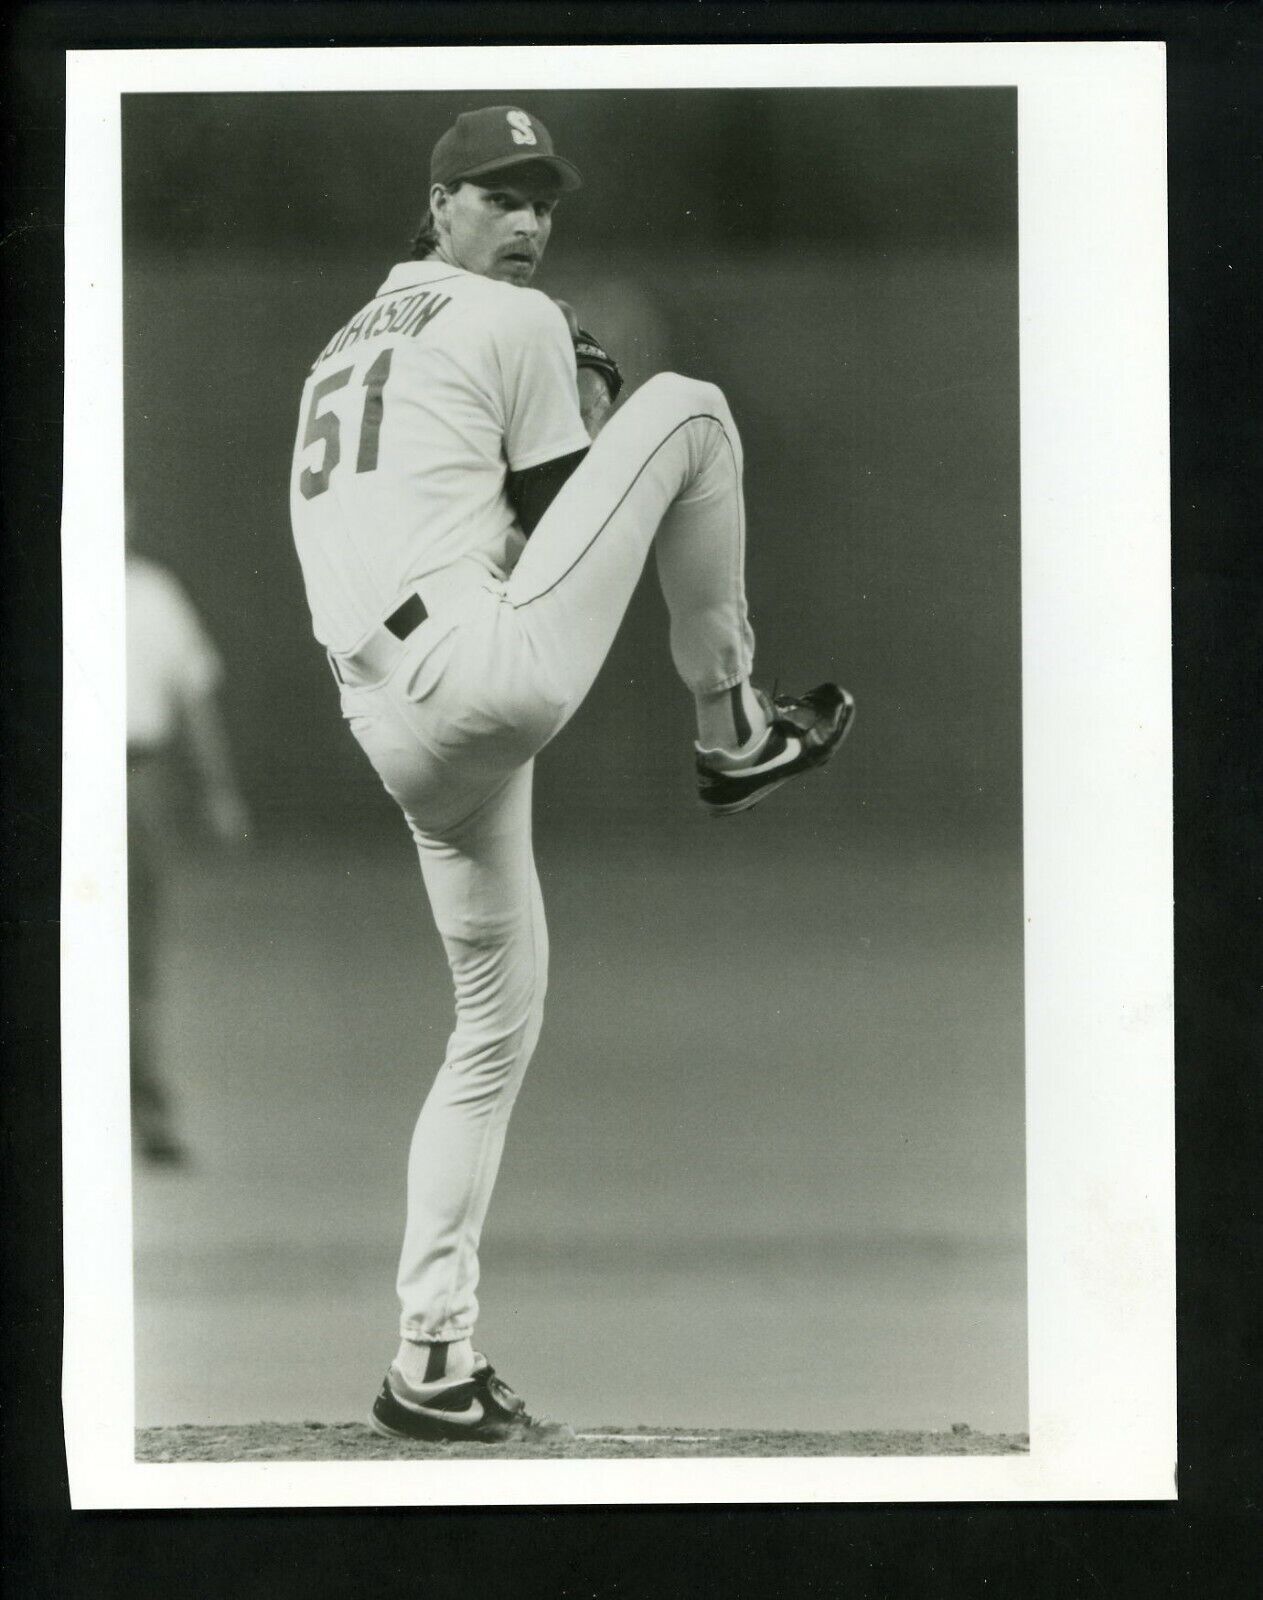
[298,347,394,500]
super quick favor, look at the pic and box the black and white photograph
[60,43,1175,1507]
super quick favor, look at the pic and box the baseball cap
[429,106,583,192]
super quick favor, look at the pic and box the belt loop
[327,582,436,691]
[385,589,429,640]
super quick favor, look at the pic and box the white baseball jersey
[126,554,223,749]
[289,259,590,652]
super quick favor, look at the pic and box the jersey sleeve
[493,291,592,473]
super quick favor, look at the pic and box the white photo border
[61,41,1174,1507]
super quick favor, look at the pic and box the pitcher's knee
[444,936,547,1086]
[639,371,729,422]
[446,1012,532,1087]
[444,982,546,1107]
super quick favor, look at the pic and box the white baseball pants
[338,374,756,1343]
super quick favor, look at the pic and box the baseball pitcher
[288,106,855,1442]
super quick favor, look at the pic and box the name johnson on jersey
[312,289,454,369]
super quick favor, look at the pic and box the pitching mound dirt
[137,1423,1029,1462]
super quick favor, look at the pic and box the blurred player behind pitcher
[126,505,251,1163]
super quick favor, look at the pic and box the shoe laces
[768,679,808,717]
[476,1361,530,1420]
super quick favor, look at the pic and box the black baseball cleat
[696,683,856,817]
[368,1354,573,1444]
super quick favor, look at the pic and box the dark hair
[409,213,439,259]
[409,181,462,258]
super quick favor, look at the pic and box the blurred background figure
[126,504,251,1164]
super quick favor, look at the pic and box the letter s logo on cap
[507,110,538,146]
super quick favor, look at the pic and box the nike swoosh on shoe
[698,725,800,784]
[392,1392,489,1429]
[733,728,803,776]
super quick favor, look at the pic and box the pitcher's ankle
[395,1335,475,1388]
[695,680,770,755]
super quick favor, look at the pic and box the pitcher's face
[431,178,559,285]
